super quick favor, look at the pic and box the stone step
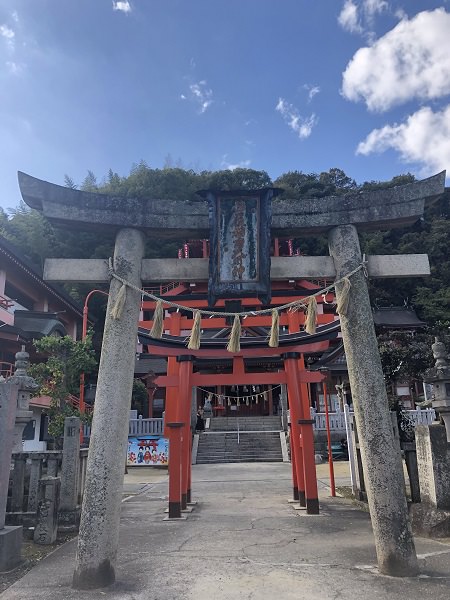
[197,457,281,465]
[196,429,283,464]
[208,417,282,432]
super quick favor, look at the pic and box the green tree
[131,378,148,416]
[64,174,77,189]
[29,334,97,439]
[203,167,272,191]
[1,202,60,270]
[80,170,98,192]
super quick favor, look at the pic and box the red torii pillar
[283,351,319,514]
[166,422,183,518]
[298,353,319,514]
[164,312,184,518]
[177,355,194,510]
[286,312,305,506]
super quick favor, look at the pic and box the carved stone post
[73,228,145,590]
[34,476,60,545]
[329,224,418,577]
[59,416,81,529]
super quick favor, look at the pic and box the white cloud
[342,9,450,112]
[189,81,213,113]
[6,61,23,75]
[303,84,320,102]
[338,1,363,34]
[356,104,450,175]
[221,156,251,171]
[338,0,388,39]
[394,8,407,20]
[0,24,15,53]
[275,98,318,139]
[363,0,388,17]
[0,24,14,39]
[112,1,132,13]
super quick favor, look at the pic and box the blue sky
[1,0,449,211]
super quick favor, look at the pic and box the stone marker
[411,340,450,537]
[0,382,23,572]
[60,417,80,512]
[411,424,450,538]
[34,476,60,545]
[416,425,450,511]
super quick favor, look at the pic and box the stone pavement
[1,462,450,600]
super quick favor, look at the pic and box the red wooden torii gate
[139,317,340,517]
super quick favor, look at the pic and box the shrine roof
[0,234,84,317]
[18,171,446,237]
[138,319,340,352]
[372,307,426,329]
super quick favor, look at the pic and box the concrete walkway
[2,462,450,599]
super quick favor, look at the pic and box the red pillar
[177,355,194,510]
[283,354,306,507]
[283,352,319,514]
[323,381,336,497]
[187,435,192,503]
[289,424,300,501]
[274,237,280,257]
[166,422,183,518]
[298,355,320,514]
[286,312,305,505]
[163,312,183,514]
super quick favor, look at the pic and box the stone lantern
[424,338,450,442]
[8,346,37,452]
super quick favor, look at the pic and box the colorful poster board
[127,436,169,466]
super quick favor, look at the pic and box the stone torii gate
[18,170,445,587]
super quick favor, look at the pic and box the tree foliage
[131,378,148,416]
[29,334,97,438]
[377,330,435,385]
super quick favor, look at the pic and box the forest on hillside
[1,163,449,333]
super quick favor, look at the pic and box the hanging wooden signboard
[197,188,281,305]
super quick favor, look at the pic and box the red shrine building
[0,235,83,449]
[137,238,346,419]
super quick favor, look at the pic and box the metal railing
[128,417,164,436]
[142,281,183,296]
[310,408,435,431]
[0,361,14,379]
[286,408,436,431]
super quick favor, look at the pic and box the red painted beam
[142,340,330,358]
[140,313,335,331]
[155,370,324,388]
[141,293,334,310]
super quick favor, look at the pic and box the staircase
[196,416,284,464]
[208,416,282,432]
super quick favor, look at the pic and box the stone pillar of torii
[18,170,446,587]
